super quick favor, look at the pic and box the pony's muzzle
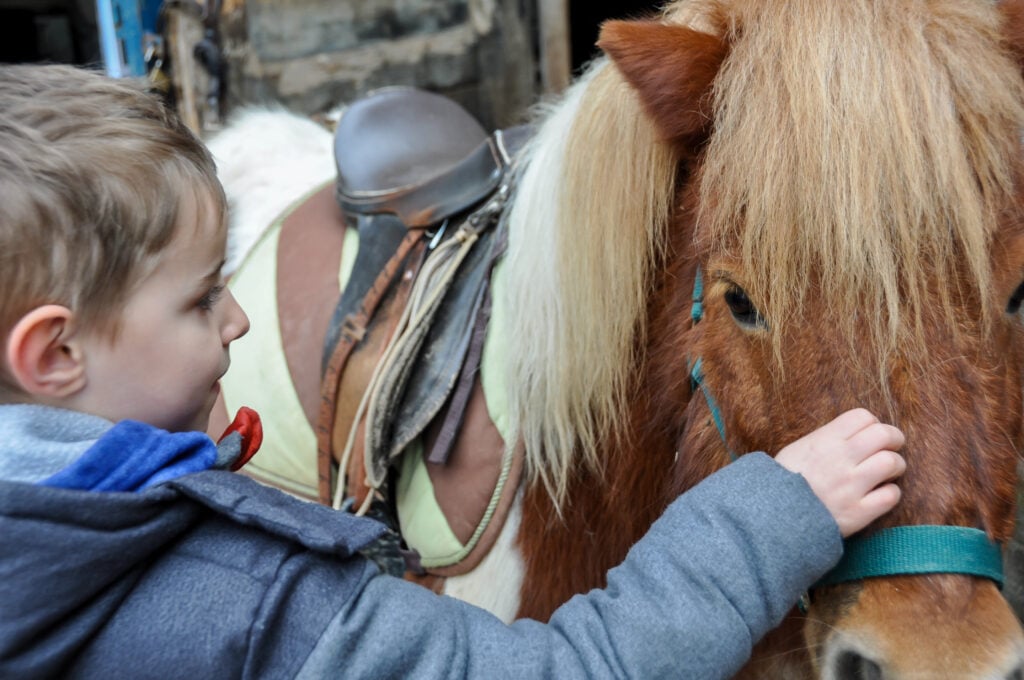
[821,619,1024,680]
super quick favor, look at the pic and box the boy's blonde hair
[0,65,226,390]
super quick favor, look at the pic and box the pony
[208,0,1024,676]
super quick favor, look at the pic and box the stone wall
[219,0,540,130]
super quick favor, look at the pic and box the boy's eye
[198,284,225,311]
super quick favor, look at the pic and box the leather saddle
[321,87,529,377]
[334,86,528,228]
[316,87,530,577]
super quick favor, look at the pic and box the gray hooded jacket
[0,412,841,679]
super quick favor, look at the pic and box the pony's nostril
[1007,666,1024,680]
[835,650,884,680]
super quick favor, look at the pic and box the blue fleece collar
[0,404,222,492]
[41,420,219,492]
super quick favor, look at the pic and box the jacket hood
[0,471,385,676]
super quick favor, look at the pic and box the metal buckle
[340,314,367,343]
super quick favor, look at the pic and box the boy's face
[75,193,250,433]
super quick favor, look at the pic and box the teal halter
[687,267,1004,591]
[688,269,734,460]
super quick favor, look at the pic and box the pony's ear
[598,19,727,148]
[1002,0,1024,74]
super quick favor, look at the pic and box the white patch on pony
[206,107,336,275]
[441,494,524,622]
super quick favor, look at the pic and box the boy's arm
[297,453,841,680]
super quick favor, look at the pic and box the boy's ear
[6,305,88,398]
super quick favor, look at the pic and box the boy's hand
[775,408,906,537]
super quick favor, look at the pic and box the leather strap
[317,230,425,504]
[427,218,508,464]
[321,215,409,377]
[422,380,525,577]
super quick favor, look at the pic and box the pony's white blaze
[207,108,336,275]
[440,497,525,622]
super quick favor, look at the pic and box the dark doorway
[569,0,661,73]
[0,0,100,66]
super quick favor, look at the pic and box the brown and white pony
[210,0,1024,676]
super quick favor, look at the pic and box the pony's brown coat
[514,0,1024,676]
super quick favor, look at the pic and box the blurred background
[1,0,659,135]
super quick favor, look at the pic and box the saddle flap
[384,222,501,459]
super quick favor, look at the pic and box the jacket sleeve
[296,453,842,680]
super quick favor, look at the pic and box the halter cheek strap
[688,268,734,459]
[688,357,732,459]
[687,266,1004,590]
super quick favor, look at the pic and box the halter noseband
[687,267,1004,590]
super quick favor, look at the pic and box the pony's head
[510,0,1024,676]
[604,0,1024,676]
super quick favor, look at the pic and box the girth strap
[321,215,408,377]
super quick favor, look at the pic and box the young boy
[0,64,906,679]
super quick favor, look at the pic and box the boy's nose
[221,288,250,344]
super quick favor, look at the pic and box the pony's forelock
[692,0,1024,370]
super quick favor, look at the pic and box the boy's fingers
[855,450,906,489]
[839,483,903,537]
[823,408,881,439]
[846,424,905,463]
[859,482,902,521]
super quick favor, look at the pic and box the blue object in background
[96,0,161,77]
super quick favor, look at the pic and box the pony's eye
[724,285,765,328]
[1008,281,1024,317]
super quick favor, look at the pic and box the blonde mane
[503,63,677,506]
[503,0,1024,507]
[695,0,1024,361]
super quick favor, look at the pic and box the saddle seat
[335,87,518,227]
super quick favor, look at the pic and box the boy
[0,64,905,679]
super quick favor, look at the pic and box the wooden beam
[538,0,571,93]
